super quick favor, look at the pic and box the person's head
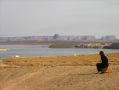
[99,51,105,56]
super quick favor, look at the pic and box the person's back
[100,52,109,67]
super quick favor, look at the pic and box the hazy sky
[0,0,119,38]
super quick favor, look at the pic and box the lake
[0,45,119,58]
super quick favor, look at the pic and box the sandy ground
[0,53,119,90]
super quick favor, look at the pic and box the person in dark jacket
[96,51,109,73]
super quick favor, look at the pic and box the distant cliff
[0,35,119,43]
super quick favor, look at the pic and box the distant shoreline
[0,48,7,52]
[0,41,119,49]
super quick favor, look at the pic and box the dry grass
[2,53,119,67]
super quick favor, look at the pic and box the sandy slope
[0,66,119,90]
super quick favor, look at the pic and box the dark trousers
[96,63,108,72]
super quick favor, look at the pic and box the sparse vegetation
[2,53,119,67]
[104,43,119,49]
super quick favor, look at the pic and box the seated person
[96,51,109,73]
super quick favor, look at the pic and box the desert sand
[0,53,119,90]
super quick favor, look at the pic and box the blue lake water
[0,45,119,58]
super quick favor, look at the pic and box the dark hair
[99,51,104,55]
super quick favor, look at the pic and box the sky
[0,0,119,38]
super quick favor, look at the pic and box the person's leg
[99,64,106,73]
[96,63,102,72]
